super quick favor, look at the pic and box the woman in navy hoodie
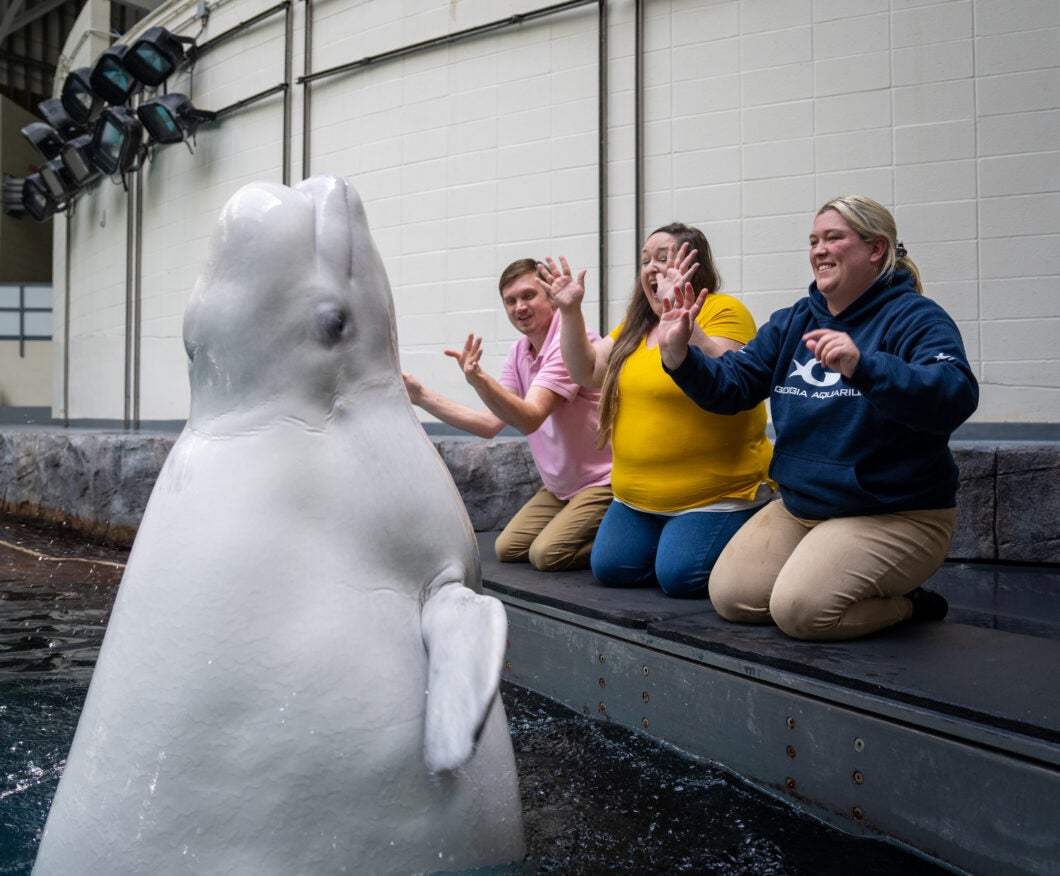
[658,195,979,641]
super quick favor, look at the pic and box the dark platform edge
[477,532,1060,750]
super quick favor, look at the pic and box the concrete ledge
[0,429,541,546]
[950,442,1060,563]
[431,435,541,532]
[0,427,1056,563]
[0,431,173,545]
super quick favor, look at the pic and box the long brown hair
[596,223,720,448]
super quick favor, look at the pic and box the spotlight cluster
[3,26,215,222]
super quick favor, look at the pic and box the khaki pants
[495,485,613,572]
[710,500,955,641]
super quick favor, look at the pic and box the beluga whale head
[183,174,399,431]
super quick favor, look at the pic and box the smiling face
[500,271,556,347]
[809,208,887,314]
[640,231,678,316]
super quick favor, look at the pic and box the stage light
[89,45,143,105]
[138,94,215,145]
[20,122,64,160]
[39,158,80,202]
[89,107,143,176]
[60,134,99,186]
[38,98,85,141]
[123,27,196,87]
[2,175,26,218]
[21,173,60,222]
[61,67,103,123]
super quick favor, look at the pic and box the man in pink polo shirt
[403,258,612,571]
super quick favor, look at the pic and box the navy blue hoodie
[665,270,979,519]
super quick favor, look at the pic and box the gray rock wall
[996,445,1060,563]
[0,430,542,548]
[0,429,1056,563]
[0,431,173,545]
[433,437,542,532]
[949,443,1060,563]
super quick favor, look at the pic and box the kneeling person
[404,259,612,571]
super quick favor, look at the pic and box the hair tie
[896,241,908,259]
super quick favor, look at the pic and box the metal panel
[502,605,1060,876]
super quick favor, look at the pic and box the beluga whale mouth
[33,174,526,876]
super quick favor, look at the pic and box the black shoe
[907,587,948,622]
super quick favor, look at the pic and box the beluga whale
[33,175,526,875]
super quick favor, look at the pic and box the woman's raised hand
[658,282,707,370]
[802,328,861,379]
[653,241,699,306]
[538,257,587,313]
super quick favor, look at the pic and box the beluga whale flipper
[33,174,526,875]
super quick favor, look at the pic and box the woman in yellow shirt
[541,224,772,596]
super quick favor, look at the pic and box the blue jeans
[590,500,760,598]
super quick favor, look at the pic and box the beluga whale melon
[33,174,526,875]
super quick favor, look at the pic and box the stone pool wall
[0,429,1056,563]
[0,431,541,548]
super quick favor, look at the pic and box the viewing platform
[481,532,1060,876]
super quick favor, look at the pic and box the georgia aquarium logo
[774,356,860,400]
[788,357,841,387]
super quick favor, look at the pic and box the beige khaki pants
[710,500,955,641]
[495,485,613,572]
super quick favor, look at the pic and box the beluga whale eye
[314,304,349,345]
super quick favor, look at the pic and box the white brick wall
[50,0,1059,425]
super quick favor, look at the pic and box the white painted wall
[0,342,51,405]
[52,0,1059,424]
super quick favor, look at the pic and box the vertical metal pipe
[133,166,144,430]
[302,0,313,181]
[634,0,643,254]
[18,285,25,359]
[63,213,70,427]
[282,0,294,185]
[124,177,135,430]
[597,0,608,333]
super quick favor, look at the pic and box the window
[0,283,53,356]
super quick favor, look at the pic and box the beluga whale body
[33,175,526,875]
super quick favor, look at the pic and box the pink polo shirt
[499,311,612,501]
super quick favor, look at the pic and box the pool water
[0,516,948,874]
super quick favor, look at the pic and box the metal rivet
[598,701,606,712]
[641,717,649,729]
[599,654,606,664]
[854,737,865,752]
[642,691,650,703]
[785,777,796,790]
[504,660,511,672]
[598,677,606,688]
[853,770,864,785]
[786,716,796,729]
[786,745,796,759]
[853,806,865,821]
[642,665,649,676]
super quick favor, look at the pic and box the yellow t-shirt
[609,293,773,512]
